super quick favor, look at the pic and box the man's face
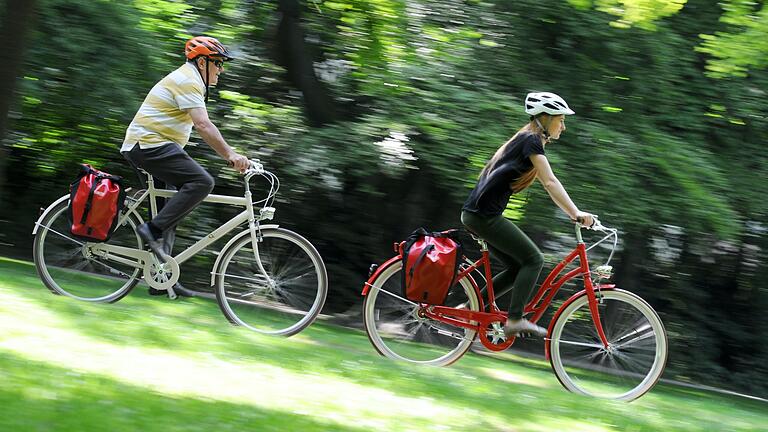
[198,57,225,86]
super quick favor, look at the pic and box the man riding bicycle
[120,36,250,296]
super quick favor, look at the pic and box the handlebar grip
[572,215,598,228]
[572,215,587,225]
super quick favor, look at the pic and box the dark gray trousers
[122,143,214,252]
[461,210,544,319]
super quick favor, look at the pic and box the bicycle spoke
[373,286,418,306]
[613,326,656,350]
[556,338,605,349]
[38,223,85,247]
[216,272,271,284]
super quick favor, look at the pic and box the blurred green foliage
[1,0,767,396]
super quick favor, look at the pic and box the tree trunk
[274,0,338,126]
[0,0,37,201]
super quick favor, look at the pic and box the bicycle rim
[363,261,479,366]
[33,201,142,302]
[216,228,327,336]
[549,289,668,401]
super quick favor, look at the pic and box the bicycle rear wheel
[33,199,143,302]
[548,289,668,401]
[362,261,479,366]
[214,227,327,336]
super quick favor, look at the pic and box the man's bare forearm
[195,120,235,158]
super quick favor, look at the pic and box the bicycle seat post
[471,234,489,252]
[138,169,160,217]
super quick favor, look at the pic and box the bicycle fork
[583,276,611,349]
[244,187,273,288]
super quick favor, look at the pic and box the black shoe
[162,228,175,256]
[137,223,168,263]
[171,283,195,298]
[148,283,193,298]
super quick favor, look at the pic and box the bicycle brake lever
[247,159,264,175]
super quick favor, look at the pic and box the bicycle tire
[548,289,668,401]
[362,261,480,366]
[33,199,143,303]
[214,227,327,336]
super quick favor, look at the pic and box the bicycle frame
[364,224,617,352]
[34,162,279,286]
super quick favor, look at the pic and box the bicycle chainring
[479,320,515,351]
[143,257,180,291]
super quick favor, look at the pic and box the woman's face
[547,114,566,140]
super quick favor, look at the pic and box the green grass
[1,257,766,431]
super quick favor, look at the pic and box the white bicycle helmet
[524,92,575,116]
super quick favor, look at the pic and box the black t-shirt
[463,132,545,216]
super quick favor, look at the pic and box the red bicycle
[361,219,668,401]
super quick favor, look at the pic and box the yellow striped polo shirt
[121,62,206,151]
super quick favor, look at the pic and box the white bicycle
[32,160,328,336]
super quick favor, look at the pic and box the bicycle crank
[479,320,515,351]
[143,256,180,292]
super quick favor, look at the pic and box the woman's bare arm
[530,154,593,225]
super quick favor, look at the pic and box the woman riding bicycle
[461,92,595,338]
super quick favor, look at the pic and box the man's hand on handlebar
[227,152,250,173]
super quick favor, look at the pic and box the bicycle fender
[544,285,617,360]
[361,255,401,296]
[460,271,482,303]
[209,224,280,286]
[32,194,70,235]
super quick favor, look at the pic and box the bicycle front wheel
[362,261,479,366]
[548,289,668,401]
[215,228,327,336]
[33,198,143,302]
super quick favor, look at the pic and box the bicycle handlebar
[571,215,615,233]
[245,159,265,175]
[226,158,264,175]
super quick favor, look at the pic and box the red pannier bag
[398,228,462,305]
[68,164,126,242]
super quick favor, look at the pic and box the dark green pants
[461,210,544,319]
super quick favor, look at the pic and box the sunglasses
[210,59,225,68]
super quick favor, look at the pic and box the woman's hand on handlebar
[574,211,596,228]
[227,152,250,173]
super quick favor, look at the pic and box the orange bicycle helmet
[185,36,233,60]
